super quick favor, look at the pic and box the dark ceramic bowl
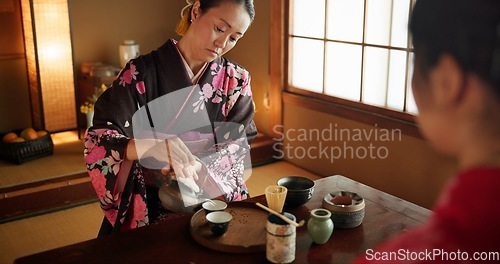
[206,211,232,236]
[277,176,315,207]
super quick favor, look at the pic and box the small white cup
[202,200,227,215]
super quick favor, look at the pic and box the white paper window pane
[391,0,411,48]
[407,88,418,114]
[325,42,362,101]
[406,52,418,113]
[290,37,324,93]
[362,47,389,107]
[327,0,364,43]
[291,0,325,38]
[387,50,407,110]
[365,0,391,46]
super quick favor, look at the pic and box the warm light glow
[39,43,64,60]
[51,131,80,145]
[21,0,76,132]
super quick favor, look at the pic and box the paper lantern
[20,0,76,132]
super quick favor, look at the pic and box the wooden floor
[0,161,319,264]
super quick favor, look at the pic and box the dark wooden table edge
[13,175,433,264]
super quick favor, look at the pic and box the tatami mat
[0,202,102,264]
[0,131,86,188]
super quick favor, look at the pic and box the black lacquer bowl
[277,176,315,207]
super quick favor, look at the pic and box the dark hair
[176,0,255,36]
[409,0,500,93]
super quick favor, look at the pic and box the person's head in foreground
[410,0,500,167]
[355,0,500,262]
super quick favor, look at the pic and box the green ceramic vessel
[307,208,334,244]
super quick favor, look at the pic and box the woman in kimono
[355,0,500,262]
[84,0,257,234]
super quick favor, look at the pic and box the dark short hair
[409,0,500,92]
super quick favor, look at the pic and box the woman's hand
[165,137,196,176]
[128,137,205,193]
[162,137,201,193]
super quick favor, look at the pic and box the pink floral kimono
[84,39,257,233]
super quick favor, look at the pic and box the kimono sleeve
[83,60,150,230]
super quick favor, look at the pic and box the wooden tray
[190,201,268,253]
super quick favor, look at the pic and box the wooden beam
[269,0,285,138]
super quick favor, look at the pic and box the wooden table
[15,175,431,264]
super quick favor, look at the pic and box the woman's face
[187,1,251,62]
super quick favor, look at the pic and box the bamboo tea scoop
[255,202,305,227]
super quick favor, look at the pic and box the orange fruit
[2,132,18,142]
[9,137,26,143]
[37,130,48,137]
[20,128,38,141]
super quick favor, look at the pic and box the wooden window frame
[270,0,423,139]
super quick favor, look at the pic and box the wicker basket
[0,129,54,164]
